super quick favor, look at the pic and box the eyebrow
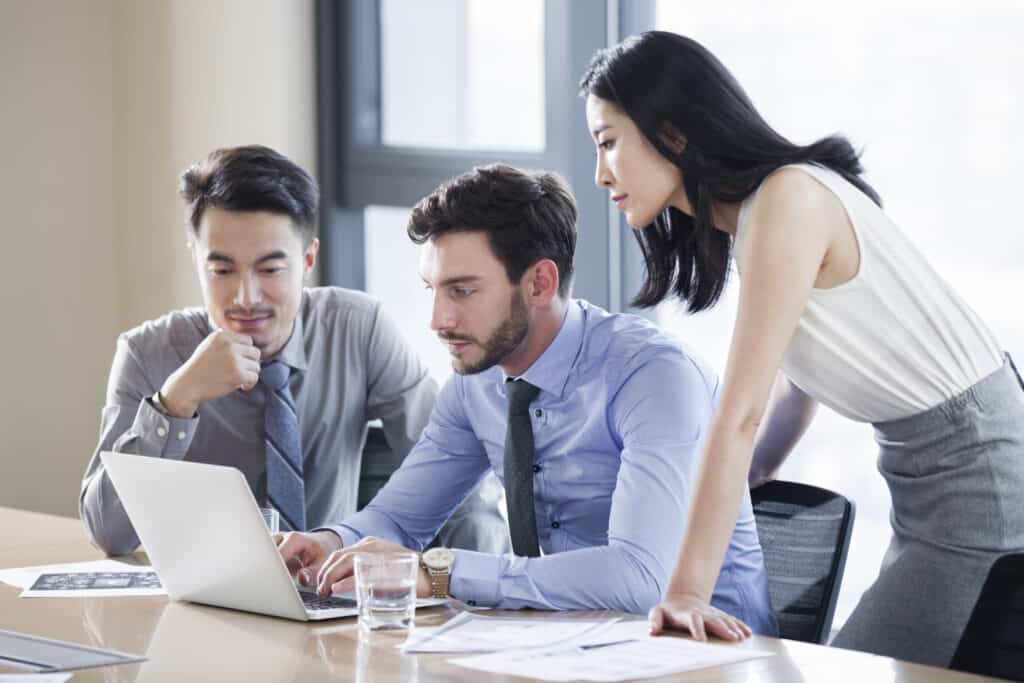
[591,124,613,138]
[434,275,481,287]
[206,250,288,265]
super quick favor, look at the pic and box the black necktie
[504,378,542,557]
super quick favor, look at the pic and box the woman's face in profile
[585,94,690,228]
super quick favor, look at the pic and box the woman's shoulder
[740,164,840,238]
[755,164,837,211]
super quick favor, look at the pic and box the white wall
[0,0,315,518]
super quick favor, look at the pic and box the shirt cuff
[135,398,199,459]
[450,549,503,607]
[316,524,363,549]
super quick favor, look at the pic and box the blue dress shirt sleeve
[330,374,493,550]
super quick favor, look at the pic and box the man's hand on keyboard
[275,530,343,587]
[314,536,431,599]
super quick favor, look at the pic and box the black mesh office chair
[356,426,397,510]
[950,553,1024,681]
[751,480,855,644]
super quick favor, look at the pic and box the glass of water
[353,552,419,633]
[259,507,280,535]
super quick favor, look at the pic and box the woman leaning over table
[578,30,1024,668]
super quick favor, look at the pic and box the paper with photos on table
[20,571,164,598]
[0,559,163,596]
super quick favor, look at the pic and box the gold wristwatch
[421,548,455,599]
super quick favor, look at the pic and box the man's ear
[303,238,320,277]
[658,123,687,156]
[524,259,560,304]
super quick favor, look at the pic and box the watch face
[423,548,454,570]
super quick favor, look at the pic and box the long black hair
[580,31,881,312]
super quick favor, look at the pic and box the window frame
[316,0,654,311]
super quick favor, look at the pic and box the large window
[364,205,454,383]
[380,0,545,152]
[656,0,1024,628]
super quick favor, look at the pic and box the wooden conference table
[0,506,999,682]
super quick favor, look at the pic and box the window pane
[364,206,453,385]
[655,0,1024,631]
[380,0,545,152]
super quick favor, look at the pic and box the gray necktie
[260,361,306,531]
[504,378,541,557]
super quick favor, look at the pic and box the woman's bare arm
[651,168,840,640]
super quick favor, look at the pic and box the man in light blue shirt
[278,164,776,633]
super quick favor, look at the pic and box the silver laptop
[100,451,443,621]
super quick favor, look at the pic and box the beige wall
[113,0,316,331]
[0,0,315,518]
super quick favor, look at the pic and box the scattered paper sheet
[451,632,774,681]
[402,612,621,654]
[20,571,163,598]
[0,675,72,682]
[0,560,156,592]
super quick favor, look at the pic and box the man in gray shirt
[80,145,506,557]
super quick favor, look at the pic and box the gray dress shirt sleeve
[79,335,199,556]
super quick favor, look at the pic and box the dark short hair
[179,145,319,242]
[407,164,577,297]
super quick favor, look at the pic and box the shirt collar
[272,311,308,372]
[503,300,584,400]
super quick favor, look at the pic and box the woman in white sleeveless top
[580,31,1024,668]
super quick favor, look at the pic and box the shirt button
[156,427,167,437]
[532,464,541,473]
[177,431,187,440]
[551,521,560,529]
[534,409,543,418]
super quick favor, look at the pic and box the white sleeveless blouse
[734,163,1002,423]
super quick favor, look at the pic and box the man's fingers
[217,329,254,346]
[278,533,320,577]
[277,535,302,568]
[317,551,356,596]
[298,567,315,587]
[331,577,356,595]
[239,369,260,391]
[238,343,262,361]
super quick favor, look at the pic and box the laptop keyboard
[300,591,357,611]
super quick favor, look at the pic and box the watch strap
[421,558,451,598]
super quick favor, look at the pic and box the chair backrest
[357,426,398,510]
[951,553,1024,681]
[751,480,855,644]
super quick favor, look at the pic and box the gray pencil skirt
[831,355,1024,668]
